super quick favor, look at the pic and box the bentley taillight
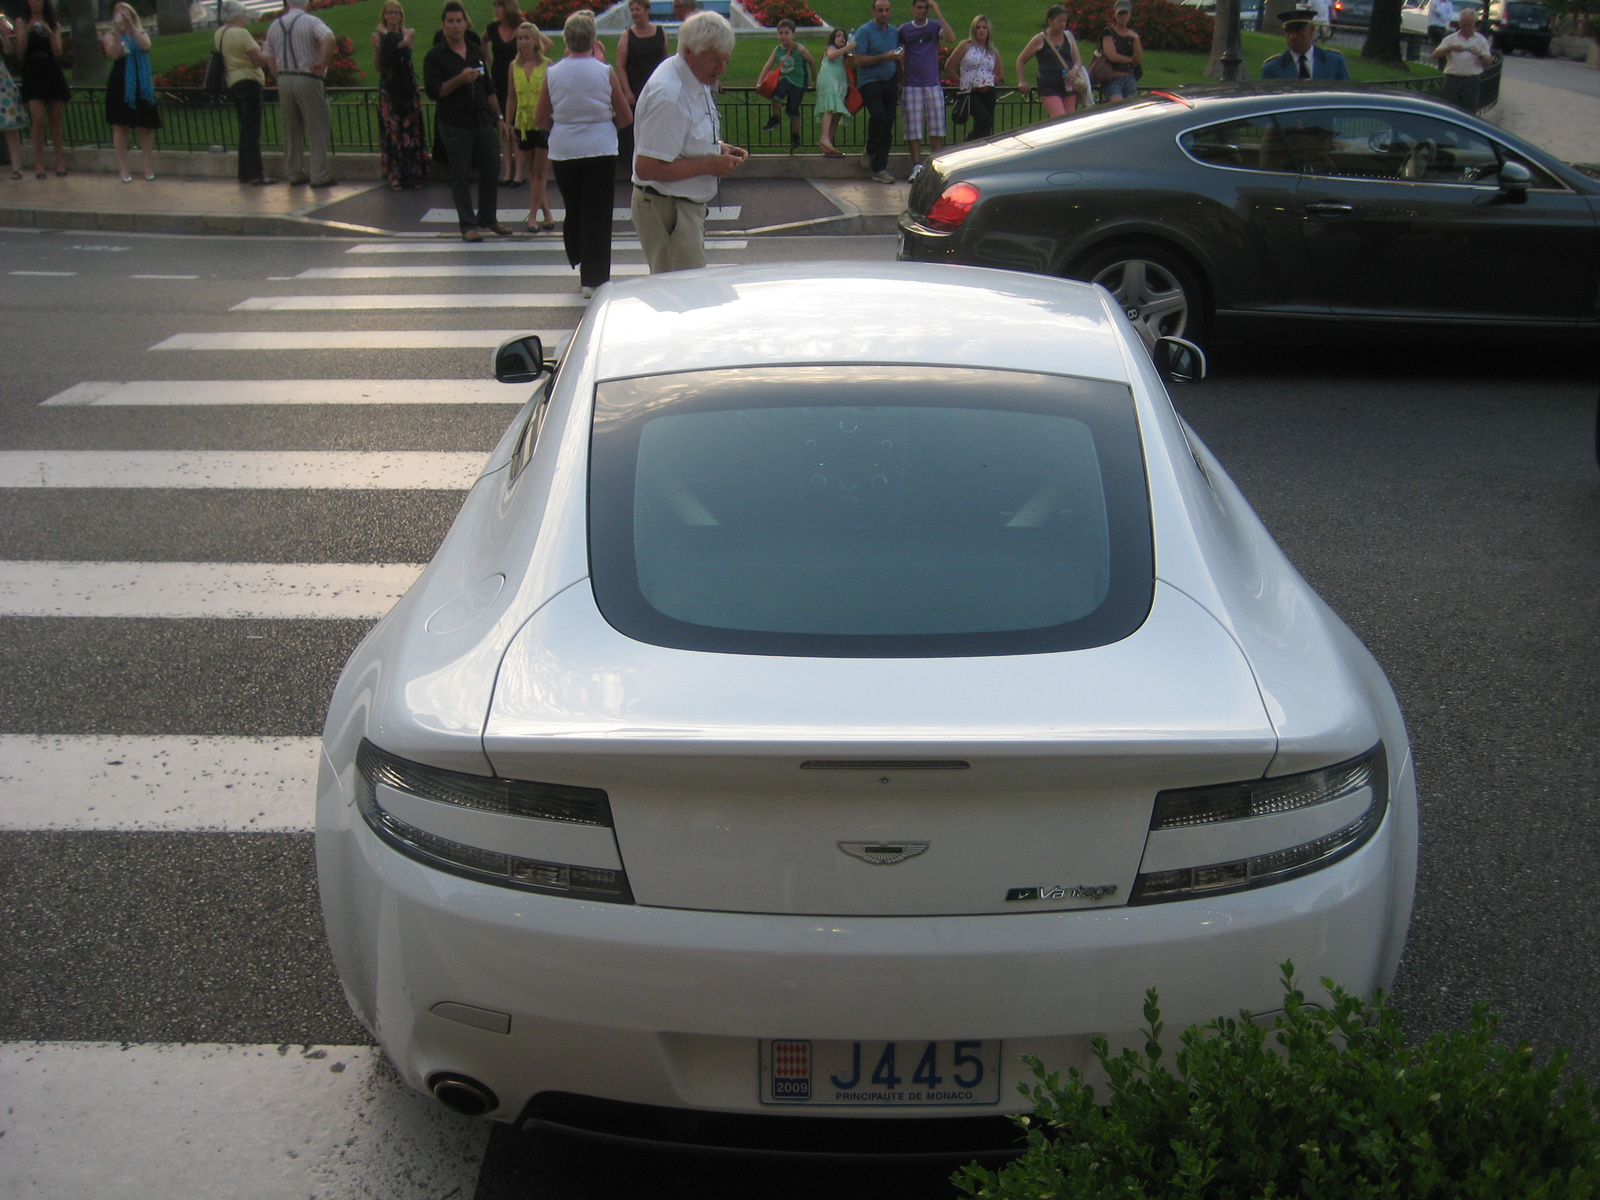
[923,182,981,232]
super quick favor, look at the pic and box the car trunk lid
[482,580,1277,917]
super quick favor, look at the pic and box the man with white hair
[264,0,337,187]
[629,9,749,274]
[1433,4,1492,111]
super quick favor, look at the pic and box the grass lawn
[145,0,1434,82]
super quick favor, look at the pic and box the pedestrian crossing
[0,230,878,1198]
[417,206,743,224]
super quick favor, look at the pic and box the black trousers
[966,87,996,141]
[229,79,264,182]
[438,119,501,231]
[859,79,899,173]
[551,154,615,289]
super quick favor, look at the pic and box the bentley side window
[1275,108,1501,184]
[1180,116,1294,173]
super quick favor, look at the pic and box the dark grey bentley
[897,87,1600,347]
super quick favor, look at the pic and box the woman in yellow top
[504,21,556,232]
[214,0,273,185]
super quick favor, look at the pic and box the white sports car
[316,263,1416,1141]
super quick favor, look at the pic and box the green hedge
[958,966,1600,1200]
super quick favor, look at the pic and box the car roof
[587,262,1132,385]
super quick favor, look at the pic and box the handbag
[1088,49,1114,86]
[204,29,229,97]
[844,61,864,114]
[756,67,780,98]
[952,89,971,123]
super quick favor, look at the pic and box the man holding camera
[424,0,512,241]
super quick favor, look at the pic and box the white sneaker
[908,163,924,182]
[872,170,896,184]
[582,286,594,300]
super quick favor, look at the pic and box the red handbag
[757,67,781,98]
[844,62,864,114]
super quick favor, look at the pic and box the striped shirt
[265,8,332,75]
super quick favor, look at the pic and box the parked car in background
[1331,0,1373,25]
[1489,0,1552,54]
[1180,0,1264,31]
[316,261,1418,1143]
[898,89,1600,348]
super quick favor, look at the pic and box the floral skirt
[0,60,26,132]
[378,88,429,183]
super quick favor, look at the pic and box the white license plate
[759,1039,1002,1106]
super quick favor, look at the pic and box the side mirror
[1153,336,1208,385]
[494,334,545,384]
[1497,159,1531,202]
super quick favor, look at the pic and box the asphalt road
[1500,48,1600,101]
[1,227,1597,1198]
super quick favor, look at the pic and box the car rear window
[1504,3,1546,18]
[588,366,1153,658]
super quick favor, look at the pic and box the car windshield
[1504,2,1546,17]
[588,365,1154,658]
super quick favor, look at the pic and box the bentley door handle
[1303,201,1355,216]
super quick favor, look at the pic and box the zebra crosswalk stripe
[417,205,742,223]
[0,561,427,619]
[0,735,319,831]
[294,264,646,279]
[148,330,571,351]
[0,451,486,489]
[343,238,748,253]
[232,293,589,311]
[40,380,519,406]
[0,1042,489,1200]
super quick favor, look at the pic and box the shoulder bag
[204,27,229,97]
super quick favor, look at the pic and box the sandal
[36,171,46,179]
[8,170,20,180]
[55,169,67,177]
[540,219,555,231]
[388,181,404,191]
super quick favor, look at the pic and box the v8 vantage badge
[760,1039,1001,1106]
[1006,883,1119,902]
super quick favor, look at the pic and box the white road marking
[233,292,588,311]
[0,561,426,618]
[149,329,570,351]
[295,264,644,279]
[40,379,519,406]
[419,205,741,223]
[132,273,199,279]
[0,1042,490,1200]
[344,238,747,253]
[9,270,76,276]
[0,451,485,489]
[0,735,319,831]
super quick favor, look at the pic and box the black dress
[105,53,163,130]
[486,21,517,114]
[19,25,71,104]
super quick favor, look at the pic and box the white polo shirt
[631,54,722,204]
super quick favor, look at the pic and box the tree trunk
[158,0,193,36]
[68,0,107,84]
[1361,0,1406,64]
[1205,0,1238,77]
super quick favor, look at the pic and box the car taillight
[1130,744,1388,904]
[923,182,981,232]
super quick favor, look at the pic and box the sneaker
[872,170,896,184]
[762,116,780,132]
[581,285,594,299]
[908,163,924,182]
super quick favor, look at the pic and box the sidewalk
[0,155,910,239]
[1491,58,1600,164]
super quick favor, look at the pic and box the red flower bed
[153,59,208,88]
[742,0,824,27]
[1070,0,1212,53]
[528,0,587,28]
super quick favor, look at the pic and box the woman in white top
[535,9,631,297]
[944,14,1003,140]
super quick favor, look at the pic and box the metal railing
[54,67,1500,154]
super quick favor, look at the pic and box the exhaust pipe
[428,1072,499,1117]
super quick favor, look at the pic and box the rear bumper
[895,215,964,263]
[317,747,1415,1124]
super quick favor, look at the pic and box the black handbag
[952,89,972,123]
[204,29,228,97]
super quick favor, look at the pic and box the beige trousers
[631,187,709,274]
[277,73,333,185]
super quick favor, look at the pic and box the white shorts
[902,85,946,140]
